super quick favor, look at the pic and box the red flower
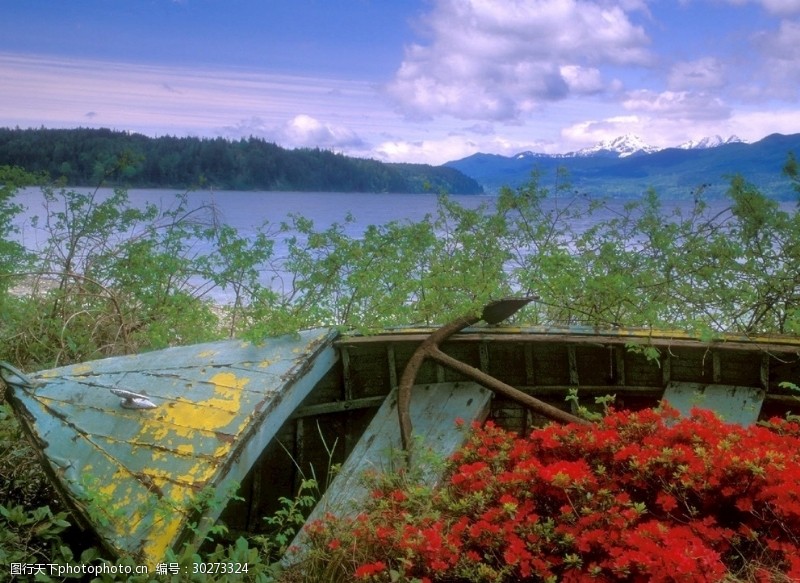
[307,407,800,581]
[354,561,386,579]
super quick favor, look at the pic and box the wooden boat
[1,328,339,565]
[3,302,800,566]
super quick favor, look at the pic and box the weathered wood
[760,353,770,391]
[615,346,626,386]
[290,395,386,417]
[568,346,579,385]
[286,382,491,563]
[387,345,398,389]
[7,328,340,566]
[662,382,766,426]
[341,346,353,401]
[524,344,536,385]
[479,342,490,372]
[9,321,800,570]
[337,327,800,354]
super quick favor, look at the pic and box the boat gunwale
[335,325,800,353]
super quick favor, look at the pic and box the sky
[2,0,800,165]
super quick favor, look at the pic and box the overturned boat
[3,301,800,566]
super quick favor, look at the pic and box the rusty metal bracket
[398,298,590,451]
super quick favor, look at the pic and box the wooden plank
[662,382,765,426]
[760,353,769,391]
[387,345,398,389]
[336,328,800,353]
[290,395,386,418]
[615,346,626,386]
[341,347,353,401]
[479,342,490,371]
[524,344,536,385]
[9,328,340,566]
[286,381,491,563]
[713,352,722,383]
[568,346,579,385]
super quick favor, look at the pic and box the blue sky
[2,0,800,164]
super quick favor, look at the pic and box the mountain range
[445,133,800,199]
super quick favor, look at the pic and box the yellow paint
[38,363,93,378]
[98,479,119,499]
[141,510,186,566]
[136,371,250,442]
[133,480,213,566]
[172,461,215,485]
[70,363,94,375]
[174,442,195,455]
[116,370,254,563]
[203,372,250,417]
[196,350,218,358]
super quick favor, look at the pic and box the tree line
[0,127,483,194]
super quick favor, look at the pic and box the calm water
[14,187,736,243]
[12,189,498,302]
[13,189,494,248]
[11,188,795,302]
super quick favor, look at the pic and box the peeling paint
[8,327,339,567]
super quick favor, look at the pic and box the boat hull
[5,328,339,565]
[5,325,800,564]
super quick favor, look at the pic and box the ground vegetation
[1,161,799,580]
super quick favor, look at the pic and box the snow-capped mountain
[677,135,744,150]
[534,134,746,159]
[444,132,797,198]
[572,134,660,158]
[513,134,661,161]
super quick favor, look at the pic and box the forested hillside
[0,127,483,194]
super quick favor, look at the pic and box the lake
[14,187,743,243]
[11,188,501,302]
[12,188,493,248]
[10,188,796,303]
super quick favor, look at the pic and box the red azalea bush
[294,407,800,582]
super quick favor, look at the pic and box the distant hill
[445,133,800,199]
[0,127,483,195]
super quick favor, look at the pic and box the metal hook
[397,297,590,452]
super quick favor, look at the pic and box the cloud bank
[387,0,650,120]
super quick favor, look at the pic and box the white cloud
[561,115,642,146]
[375,132,559,165]
[761,0,800,13]
[278,114,365,148]
[751,19,800,99]
[560,65,605,94]
[387,0,651,120]
[668,58,726,90]
[558,104,800,153]
[0,53,376,147]
[463,122,496,135]
[623,89,731,120]
[376,136,480,164]
[723,0,800,15]
[729,108,800,140]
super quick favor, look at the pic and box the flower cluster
[299,406,800,582]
